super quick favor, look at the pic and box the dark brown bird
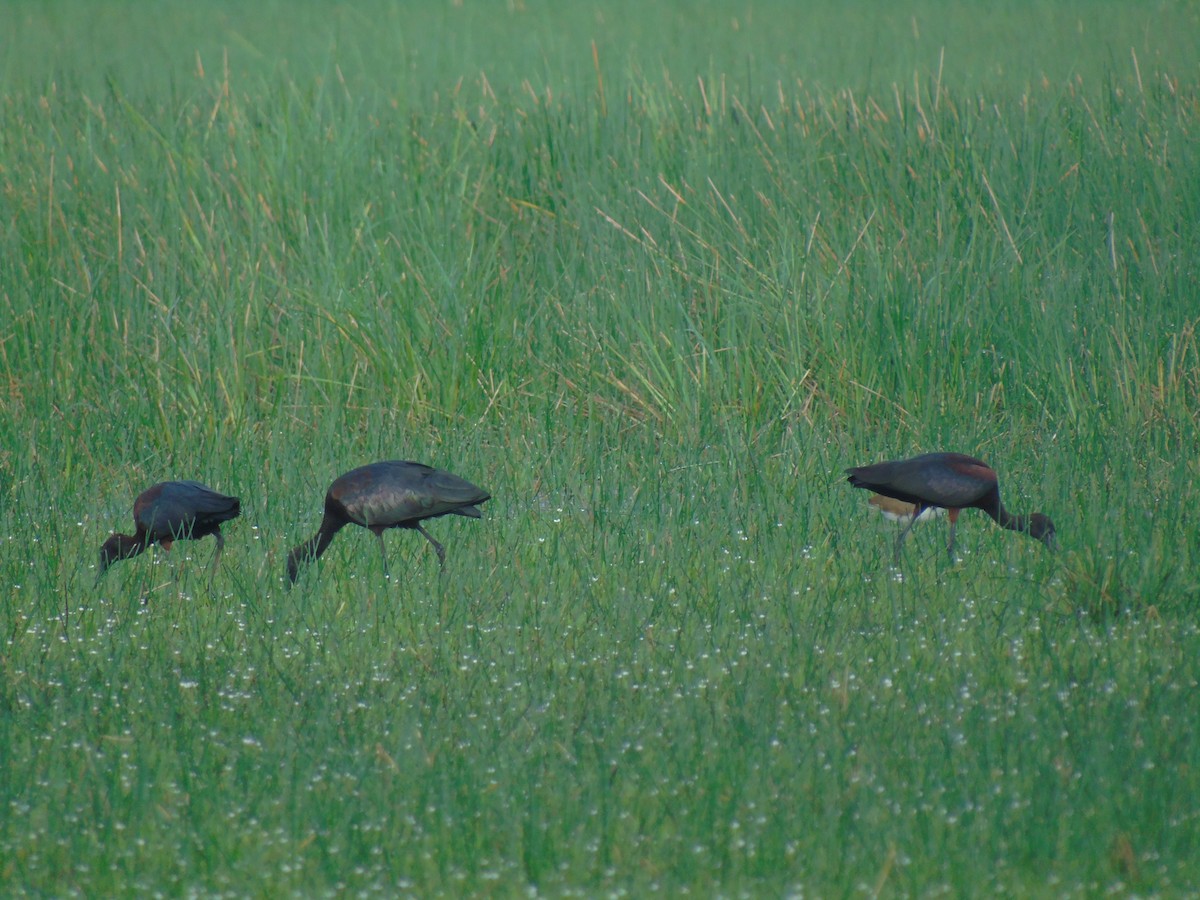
[97,481,241,585]
[286,460,490,585]
[846,452,1056,558]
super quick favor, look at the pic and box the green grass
[2,0,1200,894]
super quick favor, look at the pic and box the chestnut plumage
[846,452,1055,558]
[97,481,241,585]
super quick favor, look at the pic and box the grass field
[2,1,1200,894]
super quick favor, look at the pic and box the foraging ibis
[97,481,241,585]
[286,460,490,585]
[846,452,1055,558]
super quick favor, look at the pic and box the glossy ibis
[286,460,490,585]
[846,452,1056,558]
[97,481,241,586]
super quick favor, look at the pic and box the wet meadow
[2,1,1199,894]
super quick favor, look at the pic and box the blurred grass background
[1,0,1199,894]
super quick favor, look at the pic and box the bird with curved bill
[97,481,241,588]
[286,460,490,586]
[846,452,1055,560]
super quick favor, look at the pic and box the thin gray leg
[376,532,391,580]
[208,529,225,590]
[415,524,447,568]
[892,515,920,563]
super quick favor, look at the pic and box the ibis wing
[847,453,994,509]
[169,481,242,515]
[337,461,490,528]
[136,482,240,538]
[888,465,990,508]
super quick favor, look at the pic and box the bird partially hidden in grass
[846,452,1056,559]
[97,481,241,587]
[867,493,946,523]
[286,460,490,586]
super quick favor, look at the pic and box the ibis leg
[208,529,225,590]
[945,510,960,558]
[375,532,391,580]
[416,524,447,569]
[892,515,920,562]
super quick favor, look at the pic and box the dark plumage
[846,452,1056,558]
[97,481,241,585]
[286,460,490,585]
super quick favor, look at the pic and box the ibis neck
[309,517,344,559]
[118,533,151,559]
[286,512,347,582]
[986,501,1029,534]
